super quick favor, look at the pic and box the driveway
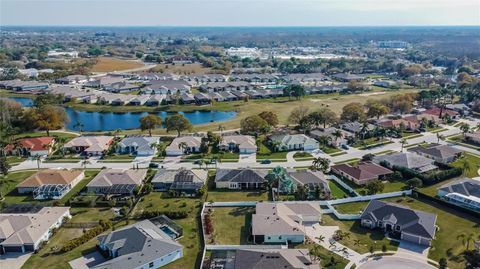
[69,251,106,269]
[0,252,32,269]
[238,153,256,163]
[397,240,430,257]
[358,256,436,269]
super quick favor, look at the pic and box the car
[149,162,159,168]
[261,159,272,164]
[341,144,349,150]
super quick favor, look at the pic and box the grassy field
[451,152,480,178]
[322,214,399,254]
[293,151,314,161]
[15,131,79,141]
[90,57,145,72]
[328,180,351,199]
[209,207,254,245]
[58,170,100,204]
[0,170,37,205]
[448,135,480,150]
[6,156,26,165]
[206,189,269,202]
[256,139,288,161]
[149,63,212,74]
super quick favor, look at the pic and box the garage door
[3,246,23,252]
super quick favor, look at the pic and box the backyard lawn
[209,206,254,245]
[256,138,288,161]
[206,189,269,202]
[451,152,480,178]
[0,170,37,205]
[328,180,350,199]
[58,169,101,204]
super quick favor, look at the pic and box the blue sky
[1,0,479,26]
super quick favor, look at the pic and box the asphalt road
[358,256,436,269]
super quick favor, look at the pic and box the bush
[137,210,188,219]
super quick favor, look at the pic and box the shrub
[137,210,188,219]
[61,220,112,252]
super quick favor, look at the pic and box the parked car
[341,144,349,150]
[149,162,159,168]
[261,159,272,164]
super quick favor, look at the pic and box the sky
[1,0,479,27]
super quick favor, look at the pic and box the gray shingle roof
[234,248,317,269]
[215,168,268,184]
[438,178,480,199]
[373,152,437,172]
[361,200,437,239]
[118,136,159,152]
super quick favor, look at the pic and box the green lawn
[333,201,370,214]
[328,180,351,199]
[183,151,240,162]
[451,153,480,178]
[209,207,254,245]
[322,214,399,254]
[430,128,449,134]
[14,131,79,141]
[256,139,288,160]
[6,156,26,165]
[101,154,136,161]
[70,207,116,222]
[207,189,268,202]
[58,170,100,204]
[352,137,390,149]
[448,135,480,150]
[293,151,314,161]
[330,151,347,157]
[334,158,360,165]
[294,243,349,269]
[354,180,408,196]
[0,170,37,205]
[320,145,342,154]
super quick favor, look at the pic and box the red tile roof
[424,107,458,118]
[5,137,55,152]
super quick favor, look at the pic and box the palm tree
[329,241,336,249]
[436,133,444,143]
[73,120,84,132]
[312,157,330,173]
[340,247,349,257]
[342,232,351,240]
[400,139,407,152]
[218,125,225,135]
[113,129,121,139]
[81,159,91,169]
[457,233,476,250]
[316,235,325,244]
[461,159,471,176]
[459,123,470,138]
[353,239,362,247]
[178,142,188,154]
[318,135,332,148]
[332,130,343,145]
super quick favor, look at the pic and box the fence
[205,244,286,251]
[327,175,360,196]
[327,190,412,205]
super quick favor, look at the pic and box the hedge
[61,220,112,252]
[137,210,188,220]
[390,164,462,186]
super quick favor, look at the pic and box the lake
[8,97,237,132]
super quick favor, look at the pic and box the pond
[8,97,237,132]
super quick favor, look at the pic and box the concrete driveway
[358,256,436,269]
[0,252,32,269]
[69,251,106,269]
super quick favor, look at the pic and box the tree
[332,129,343,144]
[283,84,306,100]
[178,142,188,154]
[347,80,369,92]
[400,139,407,152]
[165,114,193,136]
[459,123,470,137]
[382,244,387,252]
[288,106,309,126]
[139,114,162,136]
[30,105,68,136]
[367,102,390,119]
[240,115,269,135]
[258,111,279,127]
[0,156,11,175]
[457,233,476,250]
[34,94,63,108]
[460,159,471,176]
[341,102,365,122]
[308,108,337,128]
[311,157,330,173]
[406,178,423,189]
[438,258,447,269]
[365,179,384,194]
[73,120,84,132]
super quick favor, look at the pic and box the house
[282,73,329,85]
[215,168,268,189]
[193,93,212,105]
[145,94,166,106]
[466,130,480,144]
[0,207,71,253]
[446,103,470,115]
[17,169,84,200]
[373,152,438,173]
[341,121,375,135]
[376,117,420,131]
[56,75,89,85]
[230,73,278,84]
[251,202,322,244]
[5,136,55,157]
[331,162,393,185]
[219,135,257,154]
[86,169,147,195]
[143,80,191,95]
[199,81,253,93]
[423,107,459,120]
[218,91,238,101]
[104,81,140,93]
[151,168,207,196]
[135,72,178,81]
[0,80,49,92]
[117,136,159,156]
[360,200,437,246]
[182,74,227,85]
[408,143,463,163]
[93,220,183,269]
[165,136,202,156]
[310,127,351,148]
[269,134,319,152]
[437,178,480,212]
[127,95,150,106]
[180,93,196,104]
[287,170,330,198]
[332,73,365,82]
[85,76,124,89]
[63,136,114,156]
[233,248,318,269]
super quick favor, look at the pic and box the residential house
[0,80,49,92]
[117,136,159,156]
[104,81,140,93]
[182,74,227,85]
[0,207,71,253]
[331,162,393,185]
[251,202,322,244]
[128,95,150,106]
[215,168,268,189]
[165,136,202,156]
[269,134,320,152]
[93,220,183,269]
[341,121,375,136]
[229,73,278,84]
[218,91,238,101]
[287,170,331,199]
[233,248,318,269]
[199,81,253,93]
[145,94,166,106]
[437,178,480,212]
[151,168,207,196]
[360,200,437,246]
[135,72,178,81]
[85,76,124,89]
[180,93,196,104]
[194,93,212,105]
[5,136,55,157]
[282,73,329,86]
[466,130,480,145]
[16,169,84,200]
[219,135,257,154]
[143,80,191,95]
[63,136,114,156]
[310,127,351,148]
[408,143,463,163]
[423,107,459,120]
[376,116,420,131]
[373,152,438,173]
[86,169,147,195]
[56,75,89,85]
[332,73,365,82]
